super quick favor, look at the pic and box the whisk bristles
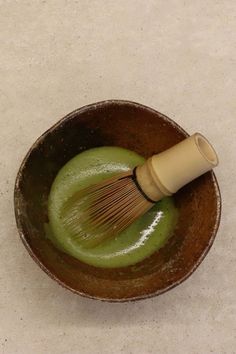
[61,171,153,248]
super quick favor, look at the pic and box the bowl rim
[14,99,222,302]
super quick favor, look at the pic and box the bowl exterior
[14,100,221,301]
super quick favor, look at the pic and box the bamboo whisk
[61,133,218,248]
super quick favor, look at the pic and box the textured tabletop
[0,1,235,353]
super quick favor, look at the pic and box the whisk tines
[60,171,153,248]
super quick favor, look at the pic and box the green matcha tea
[47,147,178,268]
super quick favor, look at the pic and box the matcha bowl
[14,100,221,301]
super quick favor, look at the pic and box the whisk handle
[136,133,218,202]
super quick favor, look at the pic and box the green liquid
[47,147,178,268]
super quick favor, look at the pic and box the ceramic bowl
[14,100,221,301]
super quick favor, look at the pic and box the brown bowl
[14,100,221,301]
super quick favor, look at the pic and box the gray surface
[0,1,235,353]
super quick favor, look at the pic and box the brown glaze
[14,100,221,301]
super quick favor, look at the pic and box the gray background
[0,1,235,353]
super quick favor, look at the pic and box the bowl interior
[14,100,221,301]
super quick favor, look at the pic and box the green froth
[47,147,178,268]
